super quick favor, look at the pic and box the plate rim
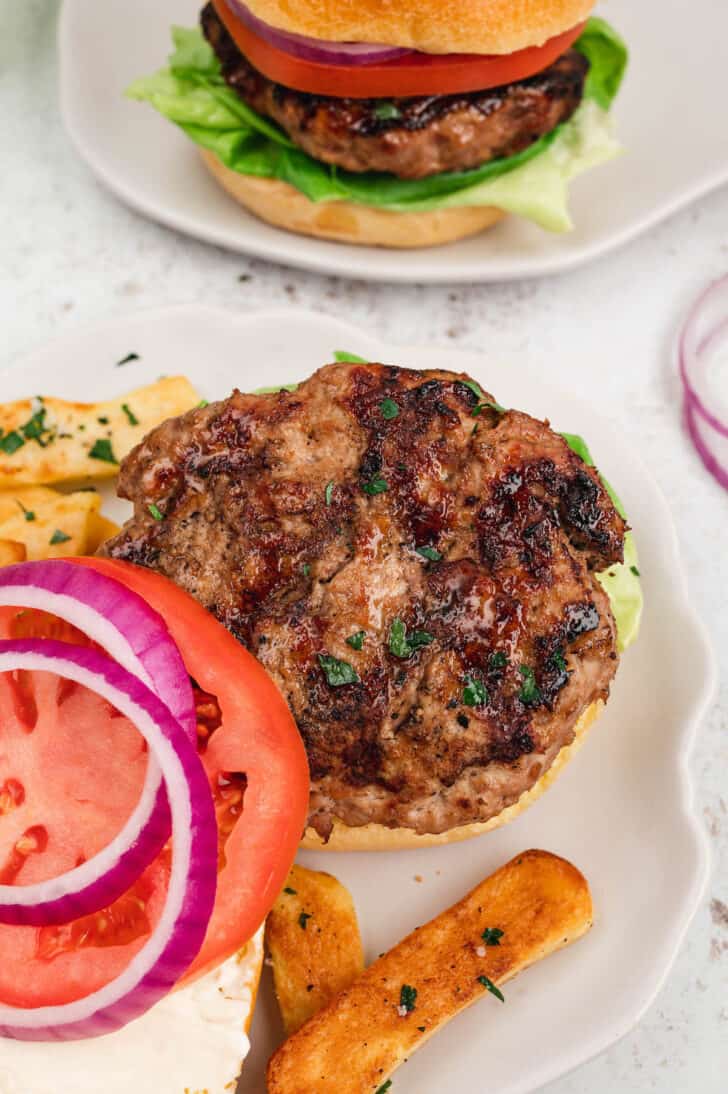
[0,303,716,1092]
[57,0,728,286]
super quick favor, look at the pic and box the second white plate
[59,0,728,284]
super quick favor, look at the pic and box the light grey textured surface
[1,3,727,1091]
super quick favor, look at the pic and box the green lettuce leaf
[561,432,642,652]
[127,18,628,231]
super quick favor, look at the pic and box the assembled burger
[129,2,628,247]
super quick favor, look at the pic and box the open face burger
[128,2,628,247]
[100,360,642,850]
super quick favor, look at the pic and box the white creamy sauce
[0,928,263,1094]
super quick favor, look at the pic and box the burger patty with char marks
[102,362,625,839]
[201,2,589,180]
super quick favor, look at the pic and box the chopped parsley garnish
[630,565,640,577]
[121,403,139,426]
[481,927,504,946]
[416,546,442,562]
[116,352,140,367]
[551,650,567,673]
[380,398,399,421]
[88,438,118,464]
[389,618,434,659]
[21,406,53,446]
[462,379,506,415]
[148,503,164,522]
[0,431,24,455]
[462,674,488,707]
[346,631,366,651]
[49,529,71,546]
[197,399,209,409]
[399,984,417,1013]
[473,400,507,416]
[283,886,297,896]
[318,654,360,687]
[17,501,35,522]
[373,101,402,121]
[334,350,367,364]
[362,474,388,496]
[325,481,334,506]
[477,975,505,1002]
[518,665,541,705]
[463,379,485,401]
[298,912,312,930]
[375,1083,392,1094]
[490,651,508,670]
[97,416,109,426]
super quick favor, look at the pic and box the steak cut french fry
[0,377,200,488]
[0,540,26,566]
[267,849,593,1094]
[0,486,104,561]
[266,865,365,1035]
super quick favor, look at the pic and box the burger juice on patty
[102,362,642,846]
[128,2,628,246]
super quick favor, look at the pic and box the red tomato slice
[0,562,308,1008]
[0,611,168,1007]
[212,0,585,99]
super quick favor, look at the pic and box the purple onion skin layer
[684,396,728,493]
[0,640,217,1042]
[226,0,411,64]
[679,274,728,441]
[0,561,195,732]
[0,561,196,927]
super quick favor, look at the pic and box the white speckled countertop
[2,3,727,1091]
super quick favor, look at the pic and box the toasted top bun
[240,0,595,56]
[301,700,601,851]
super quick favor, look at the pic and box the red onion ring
[679,275,728,491]
[226,0,412,65]
[0,561,195,927]
[0,640,216,1041]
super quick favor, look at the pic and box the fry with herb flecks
[0,377,200,488]
[267,850,593,1094]
[0,487,104,560]
[266,864,364,1035]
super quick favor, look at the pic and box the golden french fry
[267,850,593,1094]
[0,486,101,560]
[85,512,121,555]
[0,377,200,488]
[0,540,26,566]
[266,865,365,1035]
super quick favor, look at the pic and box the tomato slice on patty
[0,561,308,1007]
[212,0,585,99]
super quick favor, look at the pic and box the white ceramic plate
[3,308,714,1093]
[59,0,728,285]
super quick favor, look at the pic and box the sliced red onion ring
[0,640,216,1041]
[226,0,412,64]
[679,274,728,492]
[0,561,195,927]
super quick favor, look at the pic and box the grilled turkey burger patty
[201,2,588,180]
[103,363,625,840]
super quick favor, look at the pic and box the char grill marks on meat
[104,363,625,837]
[200,2,588,180]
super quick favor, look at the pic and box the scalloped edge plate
[2,307,715,1092]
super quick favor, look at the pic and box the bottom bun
[301,700,602,851]
[200,150,505,248]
